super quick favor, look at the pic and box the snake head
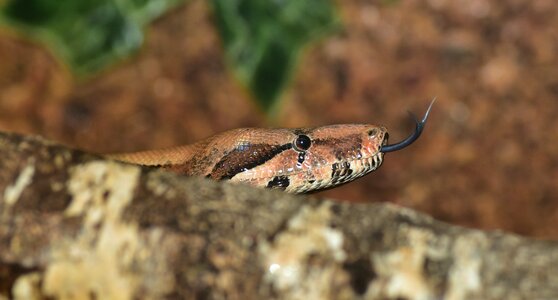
[229,125,389,193]
[288,124,389,193]
[209,100,432,193]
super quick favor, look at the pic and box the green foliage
[0,0,339,114]
[211,0,339,113]
[0,0,184,76]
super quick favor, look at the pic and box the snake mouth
[335,151,384,179]
[382,133,389,147]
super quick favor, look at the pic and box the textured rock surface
[1,131,558,299]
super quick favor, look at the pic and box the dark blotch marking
[331,163,339,182]
[210,143,292,180]
[343,258,376,295]
[267,176,290,190]
[297,152,306,164]
[331,161,353,179]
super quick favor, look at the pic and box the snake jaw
[288,151,384,193]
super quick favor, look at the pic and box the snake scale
[110,101,434,193]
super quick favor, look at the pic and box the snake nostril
[368,128,379,138]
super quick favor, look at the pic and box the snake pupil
[294,135,311,151]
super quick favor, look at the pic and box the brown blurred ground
[1,0,558,237]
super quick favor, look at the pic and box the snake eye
[294,135,312,151]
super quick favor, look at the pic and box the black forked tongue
[381,99,435,153]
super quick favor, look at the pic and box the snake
[110,100,434,193]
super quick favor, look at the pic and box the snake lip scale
[292,151,385,193]
[110,100,434,193]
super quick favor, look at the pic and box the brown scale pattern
[110,125,388,193]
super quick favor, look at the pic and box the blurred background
[1,0,558,237]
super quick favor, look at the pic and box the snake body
[111,101,434,193]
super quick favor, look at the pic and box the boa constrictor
[110,101,434,193]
